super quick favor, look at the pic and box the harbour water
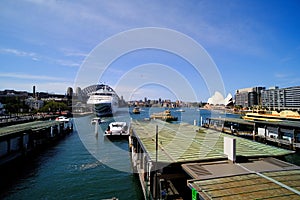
[0,107,299,199]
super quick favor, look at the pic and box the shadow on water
[0,134,71,199]
[103,137,130,152]
[0,157,38,198]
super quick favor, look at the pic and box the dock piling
[155,125,158,199]
[200,116,203,127]
[94,121,98,136]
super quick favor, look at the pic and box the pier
[204,117,300,150]
[129,119,299,199]
[0,120,73,165]
[0,113,60,127]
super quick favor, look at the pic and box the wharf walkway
[0,120,72,165]
[0,114,59,127]
[0,120,61,137]
[129,119,295,200]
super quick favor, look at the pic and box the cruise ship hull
[93,102,118,117]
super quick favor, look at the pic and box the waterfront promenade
[0,113,61,127]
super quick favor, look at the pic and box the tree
[3,96,29,114]
[39,101,69,113]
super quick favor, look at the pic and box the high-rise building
[235,87,265,108]
[261,86,300,110]
[33,85,36,98]
[67,87,73,98]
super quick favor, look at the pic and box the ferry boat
[150,110,178,122]
[86,84,119,117]
[104,122,129,137]
[132,107,140,114]
[243,110,300,122]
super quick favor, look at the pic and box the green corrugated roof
[189,170,300,199]
[0,121,61,137]
[131,120,293,163]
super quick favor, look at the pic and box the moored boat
[150,110,178,122]
[104,122,129,138]
[132,107,140,114]
[91,117,101,124]
[55,116,70,122]
[243,110,300,122]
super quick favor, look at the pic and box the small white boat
[176,109,185,112]
[91,117,101,124]
[55,116,70,122]
[104,122,129,137]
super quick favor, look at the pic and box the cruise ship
[86,84,119,116]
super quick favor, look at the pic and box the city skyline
[1,1,300,102]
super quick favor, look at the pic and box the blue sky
[1,0,300,102]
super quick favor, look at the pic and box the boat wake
[68,160,105,172]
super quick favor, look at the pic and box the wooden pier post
[253,123,256,141]
[292,129,296,150]
[50,126,54,137]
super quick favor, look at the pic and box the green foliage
[3,96,29,113]
[39,101,69,112]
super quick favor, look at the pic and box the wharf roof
[185,158,300,199]
[0,121,62,137]
[130,120,293,164]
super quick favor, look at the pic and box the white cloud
[61,49,89,57]
[55,59,81,67]
[274,73,290,79]
[0,48,39,60]
[0,81,72,94]
[0,72,71,82]
[24,0,129,33]
[0,47,81,68]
